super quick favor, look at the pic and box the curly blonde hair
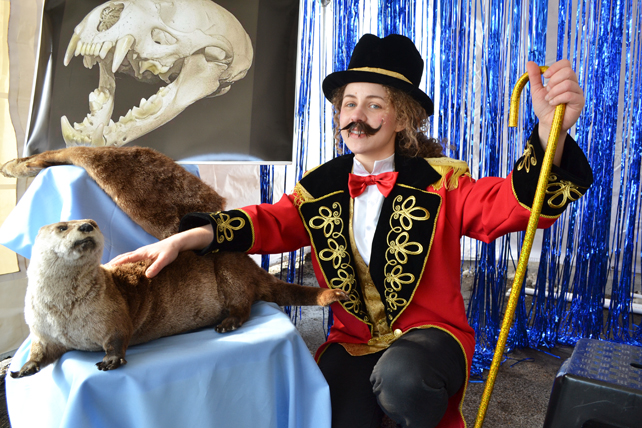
[330,84,444,158]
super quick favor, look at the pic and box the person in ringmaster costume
[111,34,593,428]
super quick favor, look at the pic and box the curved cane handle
[474,66,566,428]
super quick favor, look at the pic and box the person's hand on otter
[106,224,214,278]
[527,59,585,165]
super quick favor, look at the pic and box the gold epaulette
[292,182,314,207]
[426,157,471,191]
[291,164,323,207]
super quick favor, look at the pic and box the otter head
[32,220,104,266]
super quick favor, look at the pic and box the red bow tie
[348,171,399,198]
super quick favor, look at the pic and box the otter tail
[214,252,348,310]
[258,274,349,307]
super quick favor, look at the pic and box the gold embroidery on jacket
[389,233,423,263]
[510,178,561,219]
[329,269,363,316]
[517,140,537,173]
[383,195,430,316]
[310,205,342,237]
[319,239,349,269]
[211,212,246,243]
[546,174,585,209]
[392,196,431,230]
[309,202,363,317]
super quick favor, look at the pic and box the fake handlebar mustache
[341,121,383,136]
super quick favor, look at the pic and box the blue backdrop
[261,0,642,376]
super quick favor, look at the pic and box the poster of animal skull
[25,0,298,162]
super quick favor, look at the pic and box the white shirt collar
[353,153,395,176]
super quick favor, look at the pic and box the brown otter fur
[1,147,347,377]
[2,146,225,240]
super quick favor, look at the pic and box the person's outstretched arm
[107,224,214,278]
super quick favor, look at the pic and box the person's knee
[369,336,461,427]
[371,368,449,427]
[371,364,448,405]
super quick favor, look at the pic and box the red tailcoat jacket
[181,126,593,427]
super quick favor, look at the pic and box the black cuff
[179,210,254,255]
[512,123,593,217]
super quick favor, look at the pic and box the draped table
[1,165,331,428]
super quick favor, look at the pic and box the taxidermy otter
[1,147,347,378]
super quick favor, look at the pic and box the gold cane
[473,66,566,428]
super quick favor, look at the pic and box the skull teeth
[113,86,169,129]
[64,33,80,66]
[64,34,174,82]
[61,116,91,146]
[64,114,106,147]
[83,55,98,69]
[88,88,110,113]
[92,124,106,146]
[113,35,135,73]
[99,42,113,59]
[130,93,164,120]
[69,40,115,65]
[60,33,173,146]
[81,117,92,128]
[139,60,171,76]
[120,110,135,124]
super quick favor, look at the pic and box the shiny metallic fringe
[258,0,642,368]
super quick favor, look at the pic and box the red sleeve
[243,193,311,254]
[448,172,557,243]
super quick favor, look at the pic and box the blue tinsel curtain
[261,0,642,372]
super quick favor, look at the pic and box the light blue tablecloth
[0,165,159,263]
[1,165,331,428]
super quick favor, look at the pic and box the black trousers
[317,328,467,428]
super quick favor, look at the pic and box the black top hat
[322,34,434,116]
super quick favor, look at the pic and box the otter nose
[78,223,94,233]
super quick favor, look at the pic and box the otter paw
[333,290,349,301]
[10,361,40,378]
[0,159,38,178]
[0,159,20,178]
[318,289,349,306]
[96,356,127,371]
[216,317,242,333]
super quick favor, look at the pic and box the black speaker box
[543,338,642,428]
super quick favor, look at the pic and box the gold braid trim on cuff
[510,175,562,220]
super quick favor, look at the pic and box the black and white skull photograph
[26,0,298,162]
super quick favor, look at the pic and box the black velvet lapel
[297,153,444,327]
[298,154,369,324]
[394,154,442,189]
[370,155,443,324]
[298,154,354,198]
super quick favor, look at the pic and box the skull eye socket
[151,28,177,45]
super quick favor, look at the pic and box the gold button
[394,329,403,337]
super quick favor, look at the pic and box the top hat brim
[322,69,434,116]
